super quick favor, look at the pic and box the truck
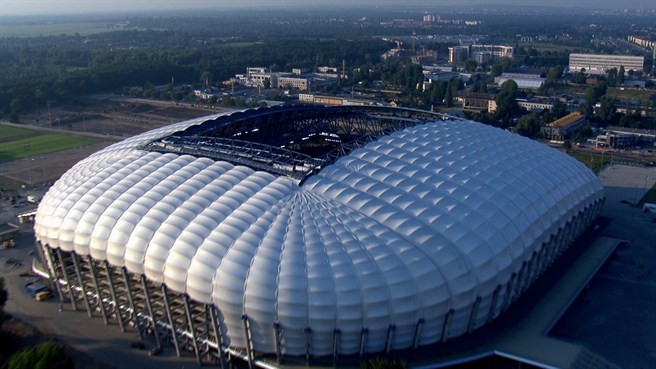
[25,281,51,300]
[643,203,656,213]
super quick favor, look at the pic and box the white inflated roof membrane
[35,110,603,356]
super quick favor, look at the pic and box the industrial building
[590,126,656,149]
[33,106,603,368]
[495,73,545,90]
[568,53,644,75]
[541,112,587,142]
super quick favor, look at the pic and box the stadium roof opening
[141,105,447,181]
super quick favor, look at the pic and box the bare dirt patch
[2,95,232,190]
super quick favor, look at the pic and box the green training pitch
[0,133,100,162]
[0,125,35,139]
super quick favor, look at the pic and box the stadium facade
[33,106,604,367]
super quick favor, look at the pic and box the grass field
[0,134,99,162]
[568,151,614,173]
[605,87,655,102]
[0,125,35,139]
[0,22,115,37]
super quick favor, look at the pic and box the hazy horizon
[1,0,655,17]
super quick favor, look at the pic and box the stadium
[32,105,604,367]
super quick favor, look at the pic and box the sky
[0,0,655,16]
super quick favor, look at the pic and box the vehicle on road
[25,281,51,300]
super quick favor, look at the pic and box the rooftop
[549,112,585,128]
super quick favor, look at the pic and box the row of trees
[0,37,391,119]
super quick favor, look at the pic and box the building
[541,112,587,141]
[277,76,310,91]
[237,67,279,87]
[33,106,603,368]
[423,14,436,23]
[449,45,513,65]
[517,99,554,112]
[495,73,545,90]
[627,36,655,49]
[299,94,374,107]
[590,126,656,149]
[470,45,514,64]
[448,46,470,64]
[568,53,645,74]
[462,92,497,113]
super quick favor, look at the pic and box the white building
[568,53,644,74]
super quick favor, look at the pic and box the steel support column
[513,262,527,300]
[242,314,254,369]
[208,304,227,369]
[487,285,502,323]
[122,267,143,339]
[54,248,77,310]
[413,318,424,349]
[332,329,341,365]
[359,328,368,357]
[183,294,202,364]
[441,309,455,342]
[104,261,125,332]
[274,322,283,365]
[41,246,65,307]
[304,327,312,364]
[87,257,108,325]
[161,284,181,357]
[71,252,93,317]
[467,296,482,334]
[141,276,162,350]
[385,324,396,354]
[501,273,516,312]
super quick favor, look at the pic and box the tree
[584,82,607,106]
[200,71,212,87]
[551,100,567,118]
[574,69,586,84]
[495,79,519,125]
[514,113,540,138]
[545,66,563,86]
[575,124,593,141]
[464,59,477,73]
[598,96,617,123]
[6,341,74,369]
[491,63,503,77]
[618,65,625,85]
[607,68,618,86]
[619,112,641,129]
